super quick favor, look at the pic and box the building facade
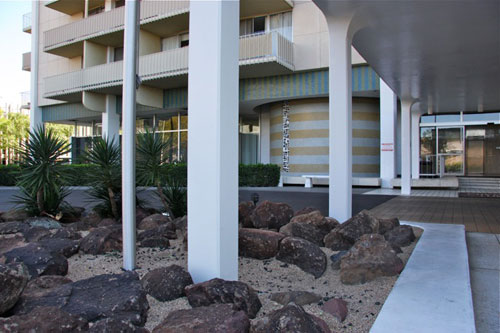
[23,0,499,185]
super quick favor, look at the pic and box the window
[270,11,292,41]
[240,16,266,36]
[179,33,189,48]
[240,12,292,40]
[88,5,104,16]
[115,0,125,8]
[157,113,188,163]
[114,47,123,62]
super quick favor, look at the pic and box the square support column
[411,111,422,179]
[401,100,413,196]
[328,19,353,222]
[380,79,397,188]
[187,0,239,283]
[29,0,42,131]
[102,95,120,143]
[259,106,271,164]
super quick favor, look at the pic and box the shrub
[0,165,21,186]
[60,164,99,186]
[161,175,187,218]
[239,164,281,187]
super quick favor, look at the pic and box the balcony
[46,0,104,16]
[23,12,31,33]
[44,1,190,58]
[22,52,31,72]
[44,31,294,101]
[20,91,30,109]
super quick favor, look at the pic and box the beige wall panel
[137,86,163,108]
[83,91,106,112]
[139,30,162,56]
[353,164,380,174]
[289,164,329,173]
[352,129,380,138]
[83,41,107,68]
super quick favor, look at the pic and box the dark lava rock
[321,298,348,322]
[279,222,325,246]
[384,225,416,247]
[80,226,122,255]
[270,291,322,306]
[2,243,68,279]
[0,263,29,315]
[36,238,80,258]
[89,318,149,333]
[80,211,103,228]
[290,210,339,236]
[239,228,285,259]
[140,237,170,249]
[138,214,171,230]
[0,235,27,256]
[340,234,404,285]
[0,306,88,332]
[13,271,149,326]
[136,207,151,225]
[46,227,82,241]
[330,250,348,270]
[59,206,86,224]
[250,201,294,230]
[98,218,119,227]
[172,215,187,231]
[185,278,261,319]
[378,218,400,235]
[0,222,30,235]
[152,303,249,333]
[323,230,353,251]
[26,217,63,230]
[1,209,29,222]
[254,303,328,333]
[293,207,318,217]
[138,223,177,241]
[239,201,255,228]
[336,210,380,243]
[22,226,51,242]
[141,265,193,302]
[276,237,327,278]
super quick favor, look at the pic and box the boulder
[172,215,187,231]
[135,207,151,225]
[329,250,348,270]
[336,210,380,243]
[250,201,293,230]
[90,318,149,333]
[323,230,352,251]
[0,222,30,235]
[138,214,171,230]
[12,271,149,326]
[26,217,63,230]
[152,304,249,333]
[0,307,88,332]
[0,263,29,315]
[276,237,327,278]
[98,218,119,227]
[279,222,325,246]
[270,291,322,306]
[378,218,400,235]
[36,238,80,258]
[138,223,177,241]
[141,265,193,302]
[22,226,52,242]
[0,209,29,222]
[340,234,404,285]
[321,298,348,322]
[293,207,318,217]
[59,206,86,224]
[239,228,285,259]
[254,303,328,333]
[0,235,27,256]
[185,278,261,319]
[290,210,339,236]
[45,228,82,241]
[2,243,68,279]
[384,225,416,247]
[238,201,255,228]
[79,226,122,255]
[140,237,170,249]
[80,211,103,228]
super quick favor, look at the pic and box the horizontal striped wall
[42,103,102,122]
[270,97,380,177]
[164,65,379,109]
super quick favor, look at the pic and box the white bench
[302,174,329,188]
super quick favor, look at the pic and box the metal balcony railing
[44,31,294,98]
[44,1,189,51]
[22,52,31,71]
[23,12,31,33]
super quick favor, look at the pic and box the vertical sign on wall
[282,101,290,172]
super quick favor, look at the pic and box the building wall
[269,97,380,177]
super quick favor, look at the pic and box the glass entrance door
[466,127,485,175]
[484,125,500,176]
[437,127,464,175]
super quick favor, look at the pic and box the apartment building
[23,0,500,185]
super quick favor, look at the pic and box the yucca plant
[83,137,121,219]
[136,130,173,215]
[15,126,70,216]
[161,175,187,218]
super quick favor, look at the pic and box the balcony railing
[44,1,189,52]
[44,32,294,98]
[23,12,31,33]
[21,91,31,107]
[22,52,31,71]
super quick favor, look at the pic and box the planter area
[0,202,421,332]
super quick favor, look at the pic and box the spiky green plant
[136,130,173,215]
[15,126,70,216]
[83,137,121,218]
[161,175,187,218]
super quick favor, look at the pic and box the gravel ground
[67,227,423,332]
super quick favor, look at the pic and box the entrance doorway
[466,125,500,176]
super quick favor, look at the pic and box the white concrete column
[411,111,421,179]
[379,79,397,188]
[259,107,271,164]
[327,18,353,222]
[29,0,42,132]
[121,0,140,271]
[187,0,239,282]
[401,100,414,196]
[102,95,120,143]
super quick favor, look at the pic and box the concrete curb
[371,222,476,333]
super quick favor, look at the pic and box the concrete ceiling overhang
[46,0,104,16]
[312,0,500,114]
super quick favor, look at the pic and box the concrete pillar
[401,100,414,196]
[379,79,397,188]
[121,0,140,271]
[187,0,239,282]
[29,0,42,132]
[327,18,353,222]
[259,106,271,164]
[411,111,424,179]
[102,95,120,143]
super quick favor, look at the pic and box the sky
[0,0,31,110]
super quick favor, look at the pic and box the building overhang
[45,0,104,15]
[312,0,500,114]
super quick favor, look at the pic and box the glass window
[240,16,266,36]
[179,33,189,48]
[88,5,104,16]
[179,132,188,162]
[253,16,266,33]
[115,0,125,8]
[420,115,436,124]
[438,128,463,154]
[158,115,179,132]
[180,115,188,130]
[420,127,436,175]
[114,47,123,62]
[436,114,461,123]
[270,11,292,41]
[160,132,178,163]
[463,112,499,122]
